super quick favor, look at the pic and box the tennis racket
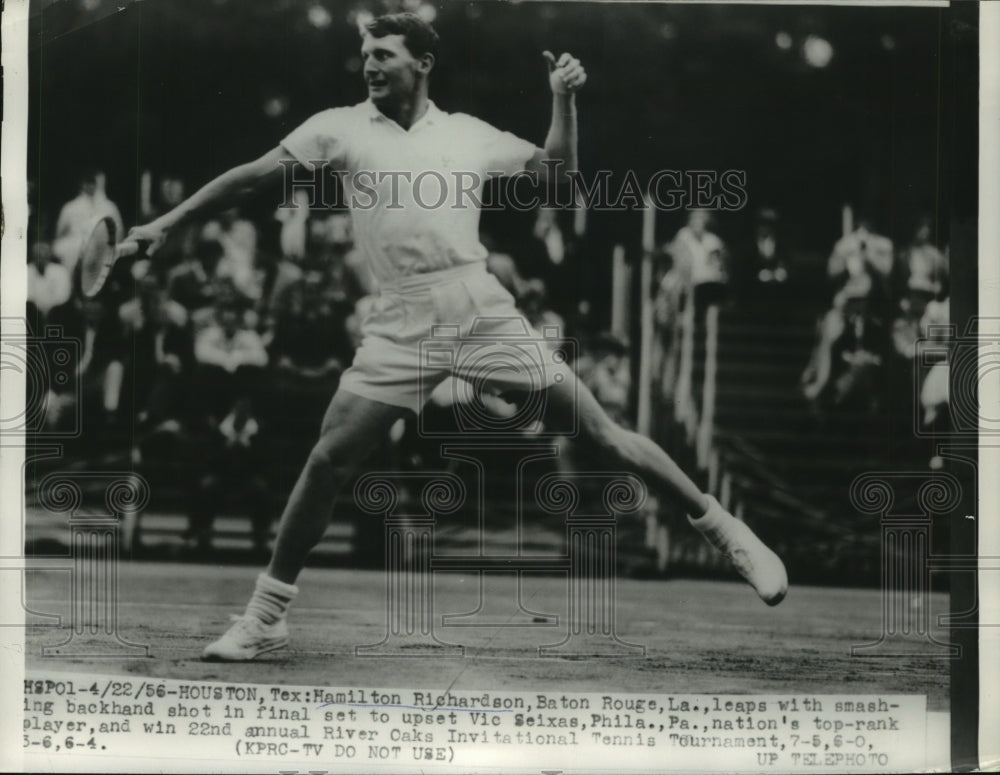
[78,216,150,297]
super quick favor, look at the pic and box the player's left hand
[543,51,587,95]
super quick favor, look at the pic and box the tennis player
[129,12,787,661]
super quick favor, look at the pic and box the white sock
[245,573,298,625]
[687,494,730,533]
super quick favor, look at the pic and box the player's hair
[365,12,439,60]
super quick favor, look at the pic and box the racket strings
[80,217,116,296]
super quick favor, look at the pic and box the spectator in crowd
[52,169,124,274]
[265,246,305,318]
[26,241,75,432]
[667,209,729,306]
[27,242,72,323]
[915,297,951,469]
[918,298,951,425]
[653,210,728,433]
[268,271,351,387]
[158,175,186,218]
[275,189,310,262]
[555,331,632,497]
[167,235,221,316]
[505,212,578,320]
[214,209,265,303]
[891,219,949,361]
[751,208,789,285]
[38,286,130,440]
[117,269,194,434]
[194,294,269,423]
[517,278,565,334]
[577,332,632,428]
[141,172,187,223]
[186,396,271,554]
[827,215,893,280]
[895,216,948,311]
[803,218,894,407]
[533,207,566,267]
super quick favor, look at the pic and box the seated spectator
[889,220,947,361]
[895,216,948,313]
[667,209,728,307]
[40,287,131,442]
[185,396,271,554]
[194,297,268,422]
[27,242,72,323]
[577,332,632,428]
[265,247,305,318]
[827,216,893,280]
[167,236,220,316]
[917,298,951,467]
[194,277,259,332]
[26,250,77,433]
[52,168,124,274]
[141,173,186,222]
[752,208,789,285]
[213,209,264,303]
[803,226,892,405]
[533,208,566,266]
[274,189,311,262]
[517,278,565,335]
[918,298,951,424]
[269,272,351,385]
[118,270,193,432]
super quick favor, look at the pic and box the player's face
[361,33,425,107]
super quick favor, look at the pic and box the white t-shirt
[27,262,72,315]
[281,100,537,286]
[670,226,727,287]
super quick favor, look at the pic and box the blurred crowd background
[21,0,974,582]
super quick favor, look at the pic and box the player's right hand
[127,222,168,255]
[543,51,587,95]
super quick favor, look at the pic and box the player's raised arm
[128,145,295,252]
[526,50,587,182]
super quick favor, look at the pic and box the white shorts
[339,262,573,413]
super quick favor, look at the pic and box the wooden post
[610,244,629,340]
[636,197,656,437]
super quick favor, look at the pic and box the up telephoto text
[279,161,749,212]
[24,678,914,769]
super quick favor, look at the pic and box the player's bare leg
[540,375,787,605]
[203,389,407,661]
[267,390,408,584]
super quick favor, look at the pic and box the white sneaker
[689,499,788,606]
[202,615,289,661]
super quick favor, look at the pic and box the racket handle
[115,239,150,259]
